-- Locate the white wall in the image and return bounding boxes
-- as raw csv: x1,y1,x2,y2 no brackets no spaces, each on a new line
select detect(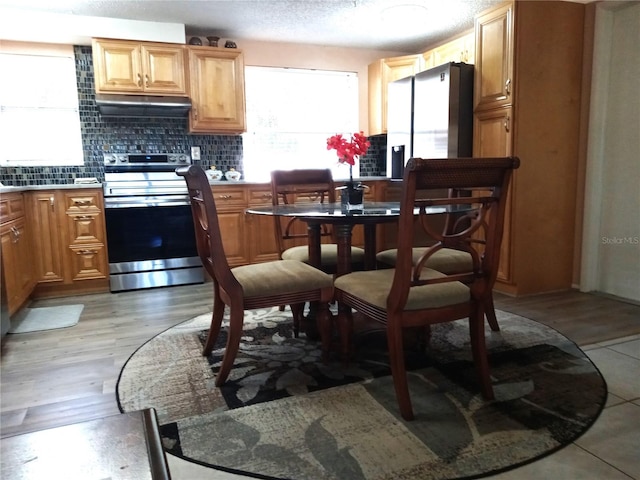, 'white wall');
581,1,640,301
0,7,185,44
